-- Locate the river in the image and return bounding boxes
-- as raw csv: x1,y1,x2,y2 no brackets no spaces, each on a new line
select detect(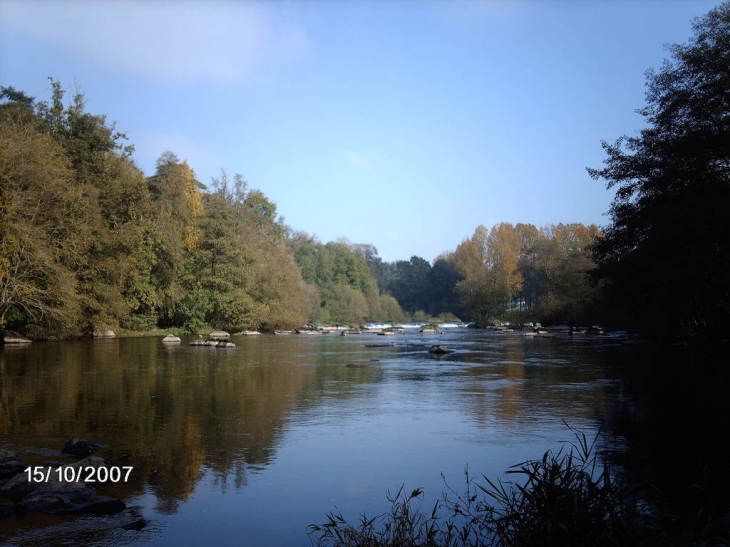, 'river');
0,329,651,545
